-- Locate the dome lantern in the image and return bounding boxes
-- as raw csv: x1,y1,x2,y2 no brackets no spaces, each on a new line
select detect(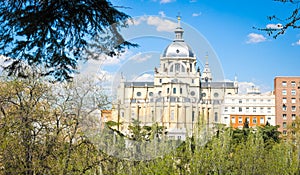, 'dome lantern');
162,16,195,58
